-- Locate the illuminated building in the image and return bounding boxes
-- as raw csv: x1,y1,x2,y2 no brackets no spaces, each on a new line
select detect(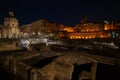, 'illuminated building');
20,24,32,38
57,21,120,39
19,18,120,39
19,19,57,38
17,14,120,39
1,11,20,38
31,19,57,34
